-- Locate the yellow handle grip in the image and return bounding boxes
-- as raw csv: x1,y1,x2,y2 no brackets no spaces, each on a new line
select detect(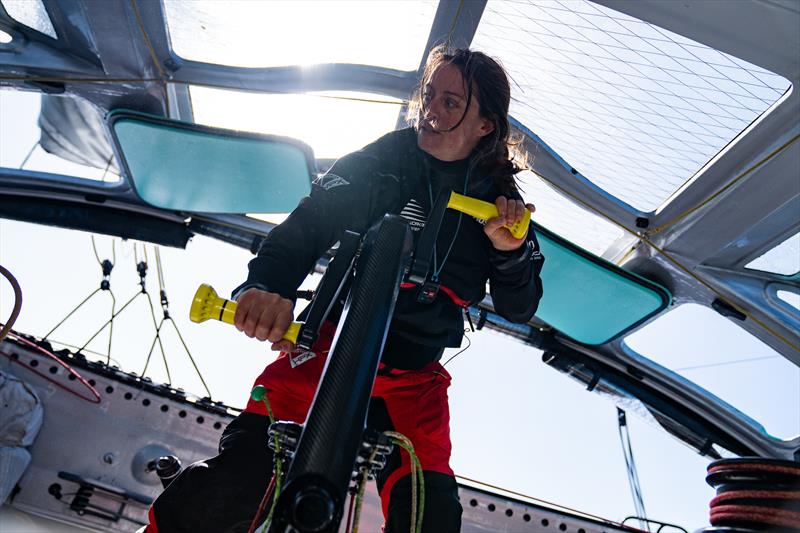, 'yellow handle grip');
447,192,530,239
190,284,300,344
